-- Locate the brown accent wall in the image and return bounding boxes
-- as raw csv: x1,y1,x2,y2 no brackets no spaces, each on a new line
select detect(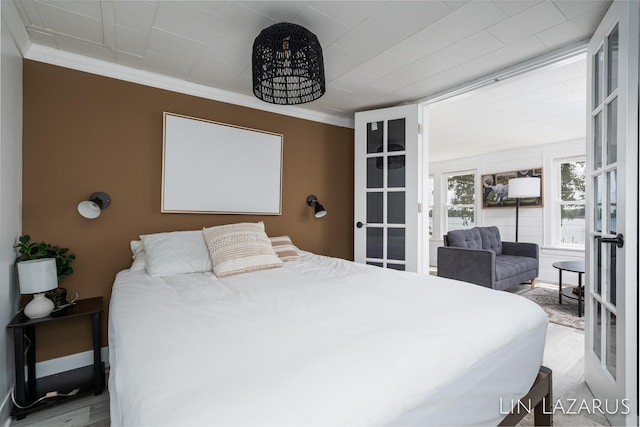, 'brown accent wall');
23,60,354,362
